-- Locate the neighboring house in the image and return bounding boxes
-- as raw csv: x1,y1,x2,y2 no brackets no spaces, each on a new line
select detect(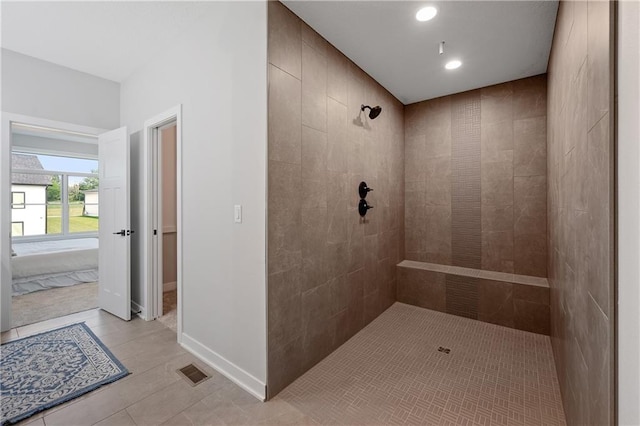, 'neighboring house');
11,154,51,237
82,189,99,217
